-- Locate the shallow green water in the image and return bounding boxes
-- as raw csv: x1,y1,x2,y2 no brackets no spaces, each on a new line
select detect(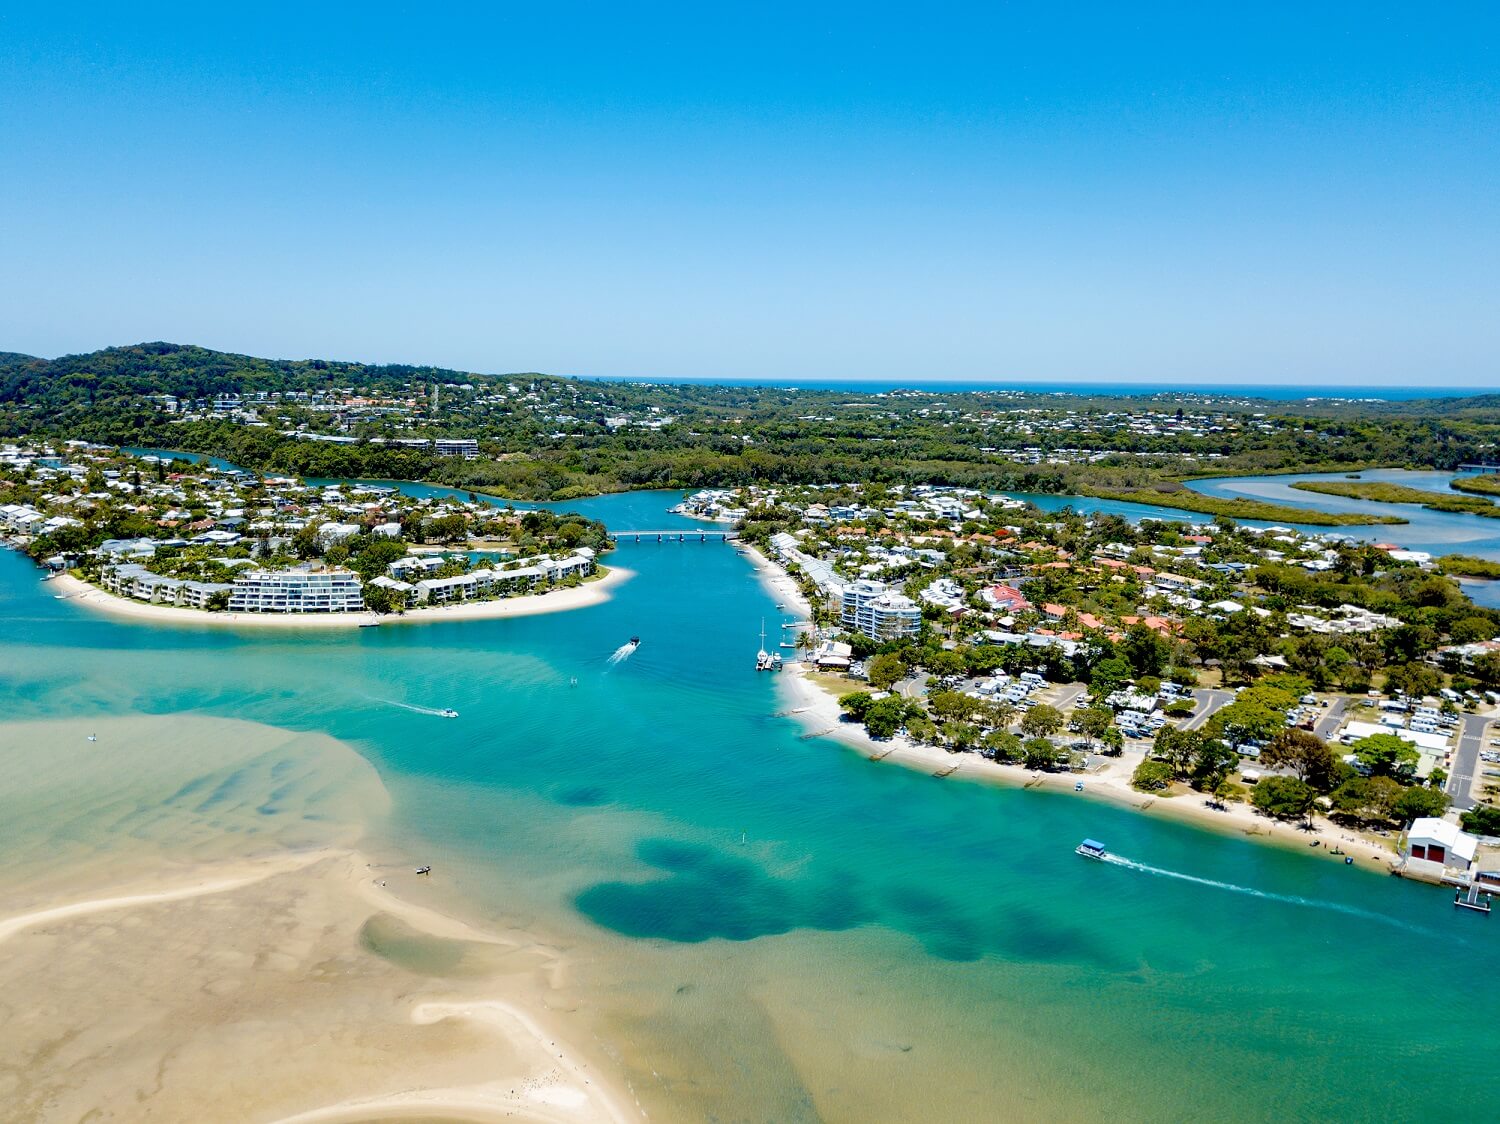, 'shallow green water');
1,488,1495,1120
